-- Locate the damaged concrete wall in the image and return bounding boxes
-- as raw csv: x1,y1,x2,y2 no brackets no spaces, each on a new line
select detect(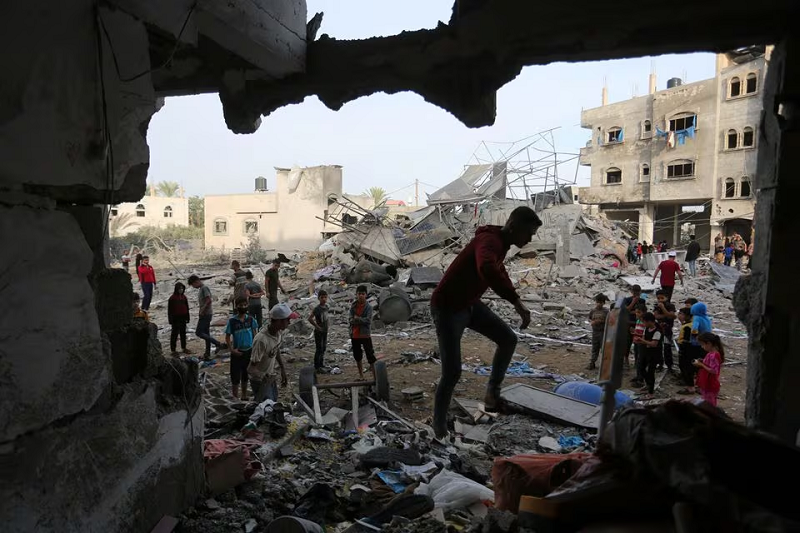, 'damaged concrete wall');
0,2,203,531
204,165,343,252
